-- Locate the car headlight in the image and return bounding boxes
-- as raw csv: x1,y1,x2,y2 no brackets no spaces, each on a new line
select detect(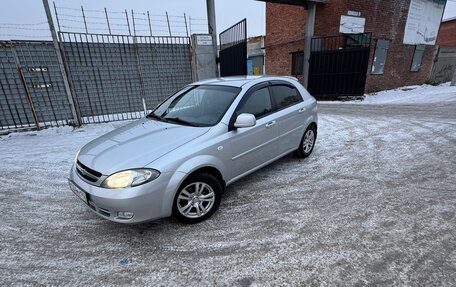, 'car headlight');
101,169,160,189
